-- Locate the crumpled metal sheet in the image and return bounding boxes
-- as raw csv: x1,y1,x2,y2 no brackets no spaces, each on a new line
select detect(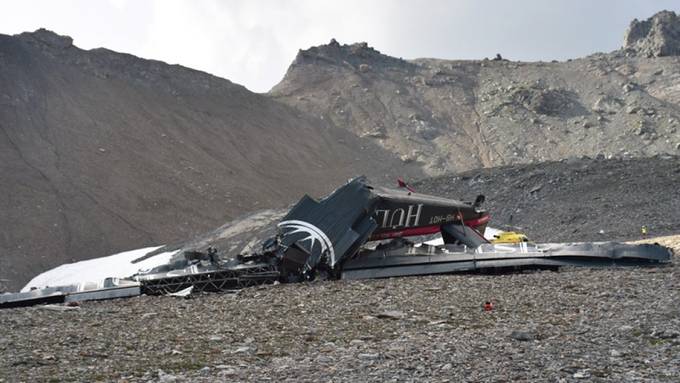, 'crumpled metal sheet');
341,241,673,280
